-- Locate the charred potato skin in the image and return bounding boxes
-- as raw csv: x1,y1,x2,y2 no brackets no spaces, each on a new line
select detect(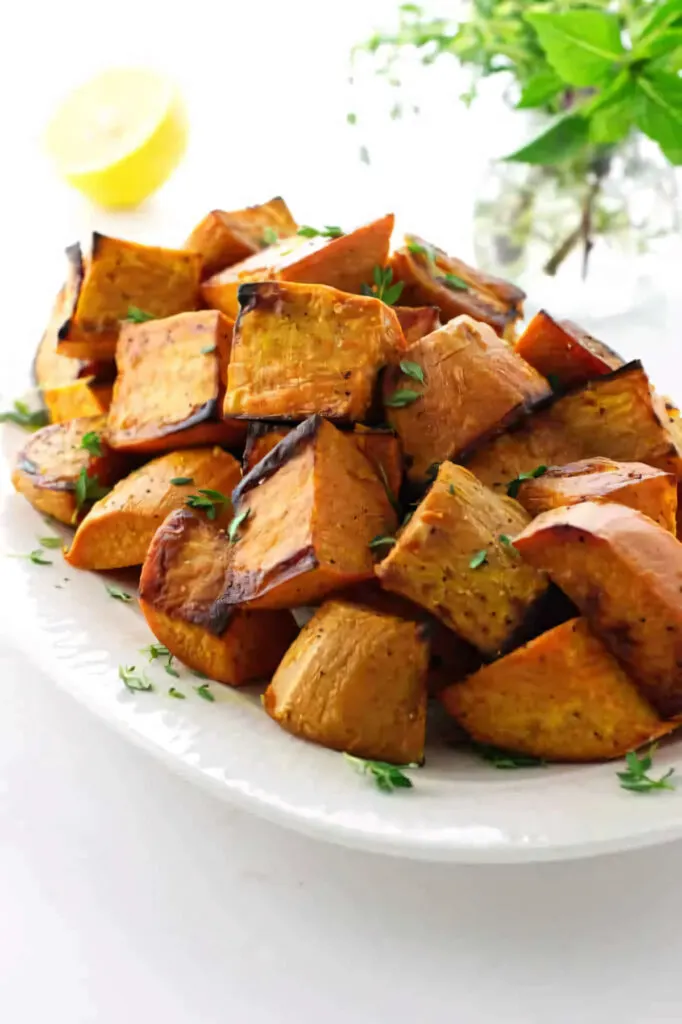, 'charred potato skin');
33,282,115,393
442,618,673,761
185,197,298,279
514,501,682,719
514,310,624,389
